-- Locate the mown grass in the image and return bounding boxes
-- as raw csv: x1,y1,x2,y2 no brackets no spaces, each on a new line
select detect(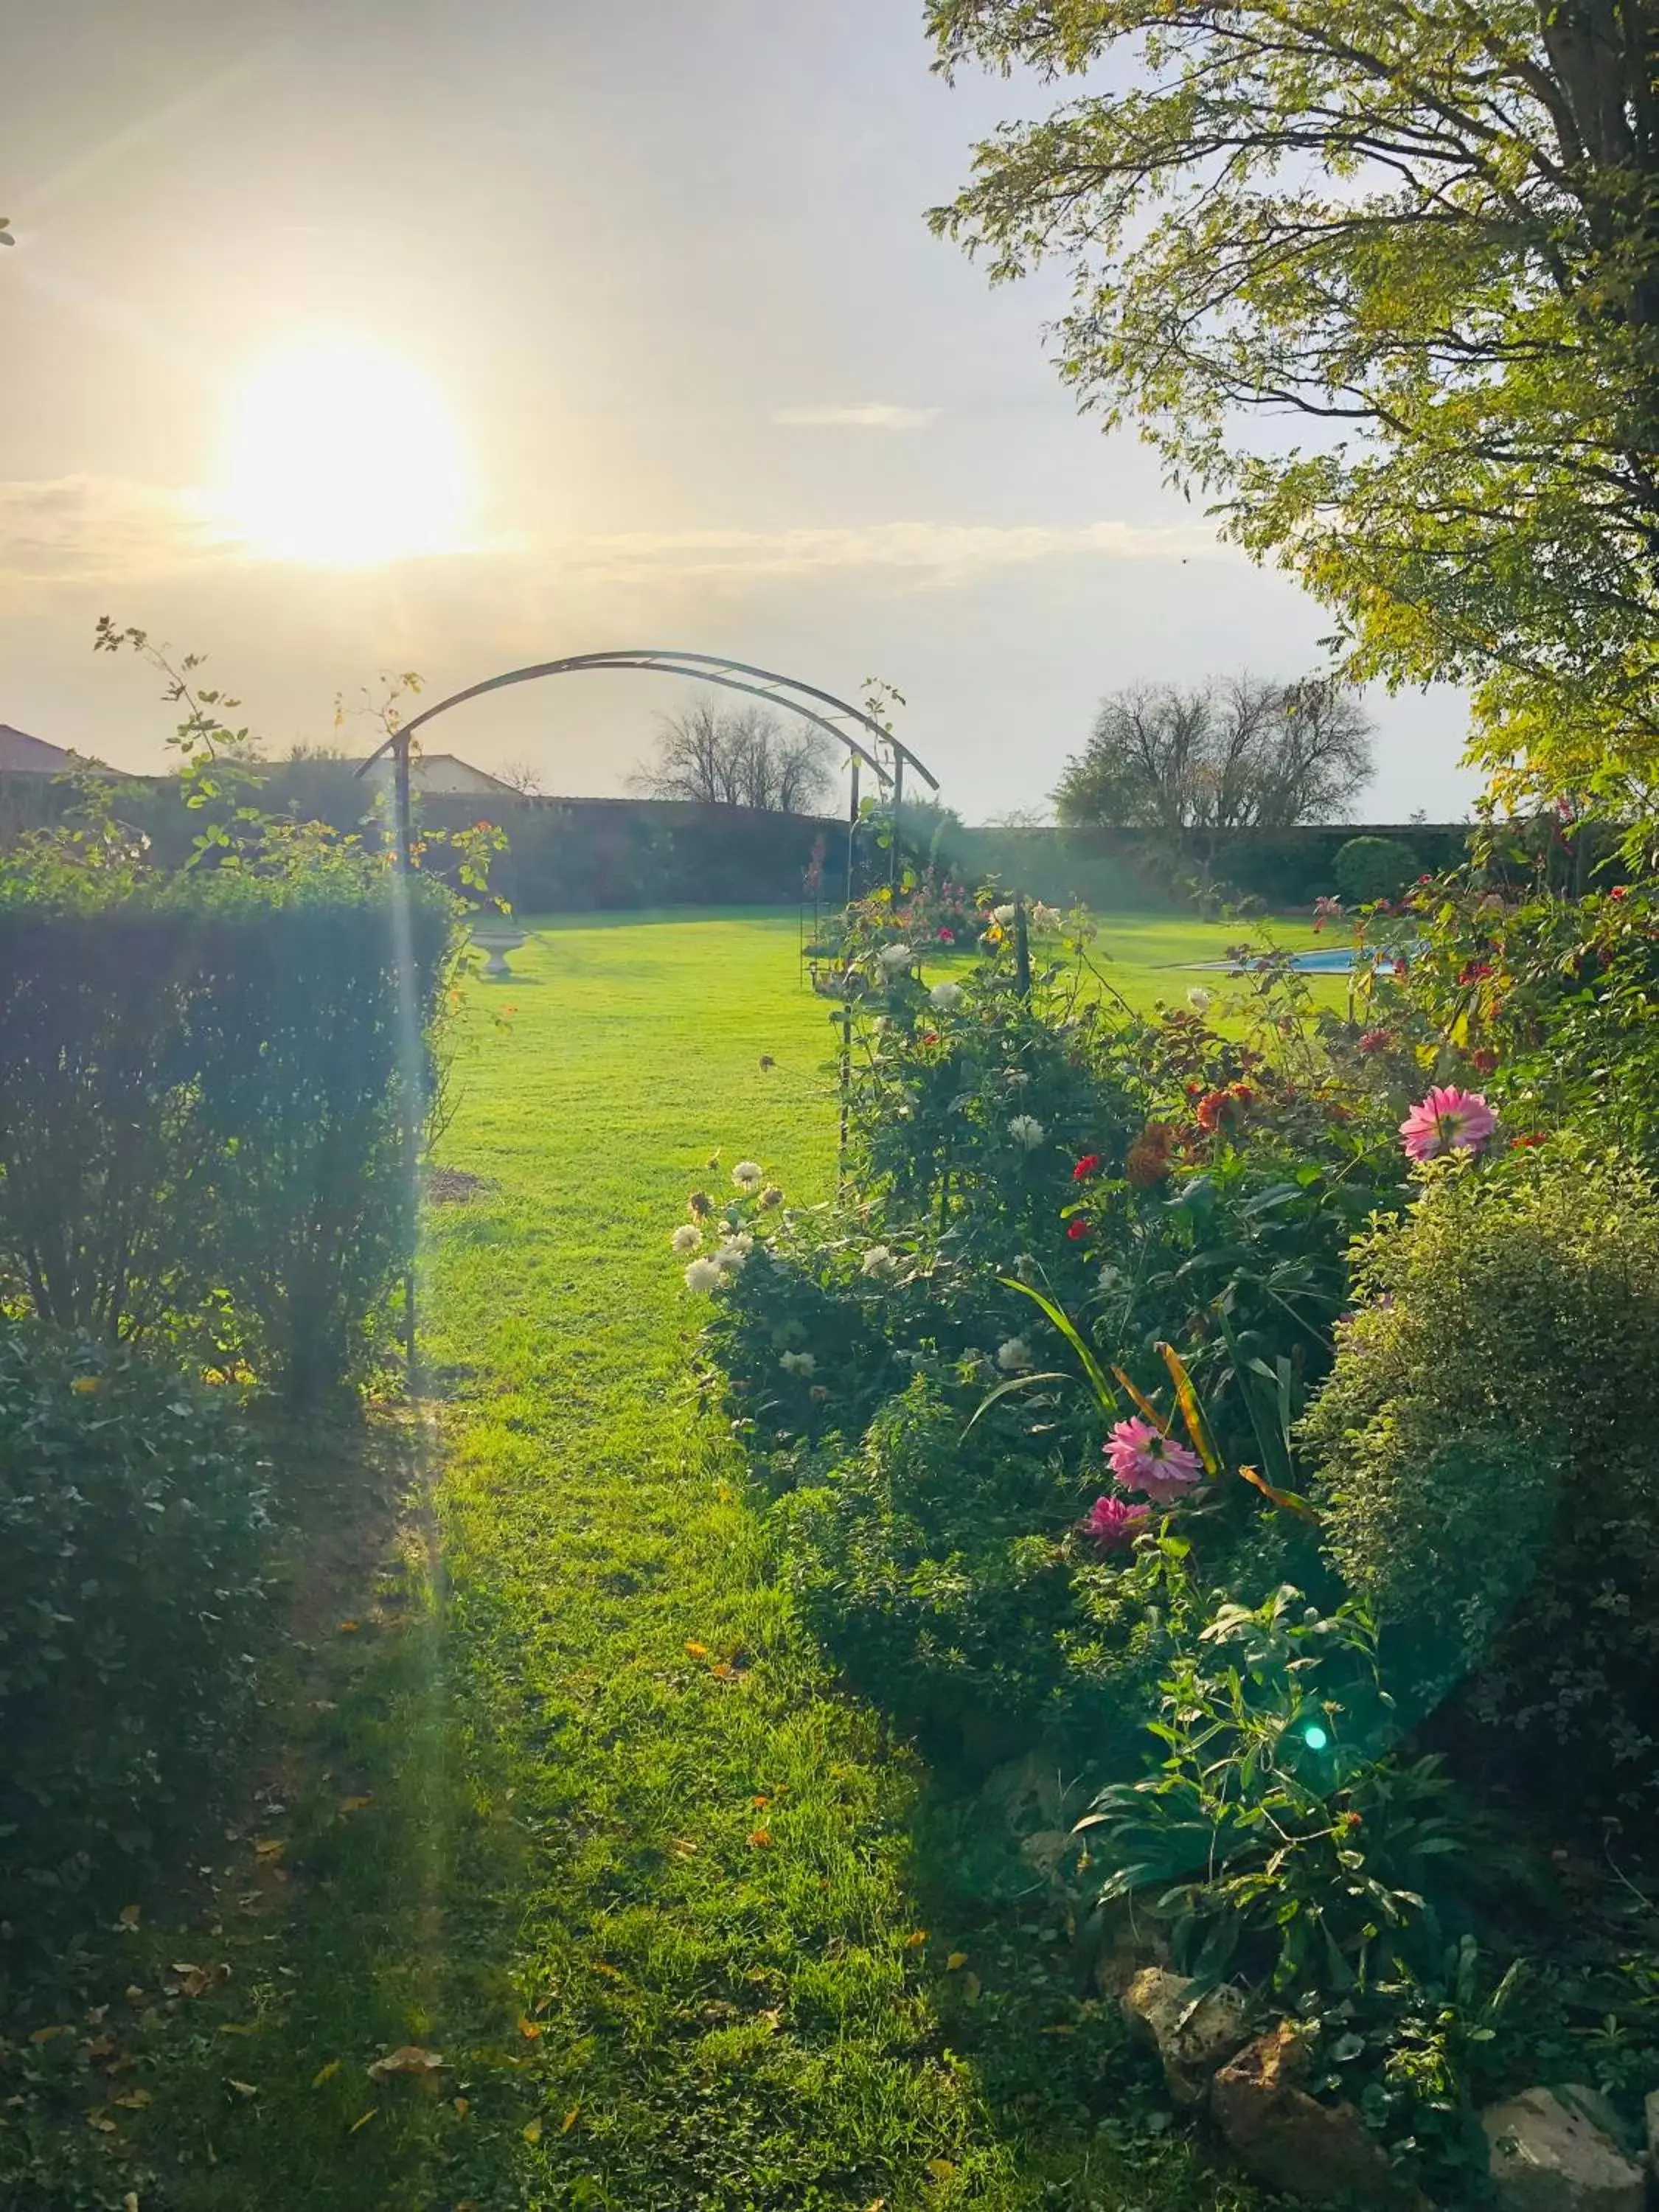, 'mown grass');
6,908,1290,2212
